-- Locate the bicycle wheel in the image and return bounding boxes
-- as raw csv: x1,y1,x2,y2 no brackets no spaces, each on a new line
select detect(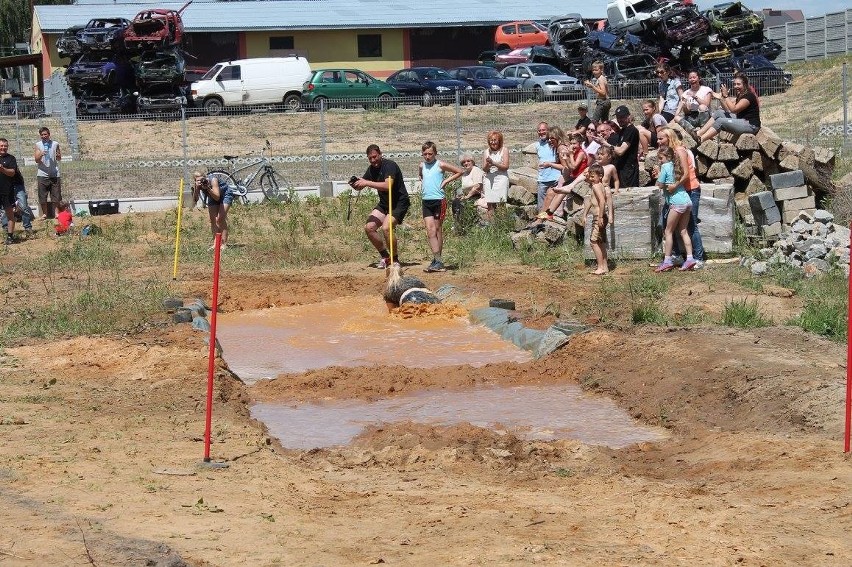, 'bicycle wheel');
259,169,292,203
207,170,246,205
